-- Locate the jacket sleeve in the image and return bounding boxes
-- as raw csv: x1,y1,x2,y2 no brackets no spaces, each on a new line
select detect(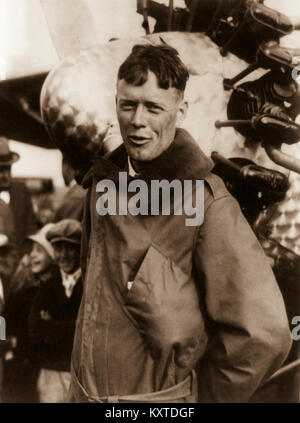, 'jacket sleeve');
80,186,92,283
194,184,292,403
